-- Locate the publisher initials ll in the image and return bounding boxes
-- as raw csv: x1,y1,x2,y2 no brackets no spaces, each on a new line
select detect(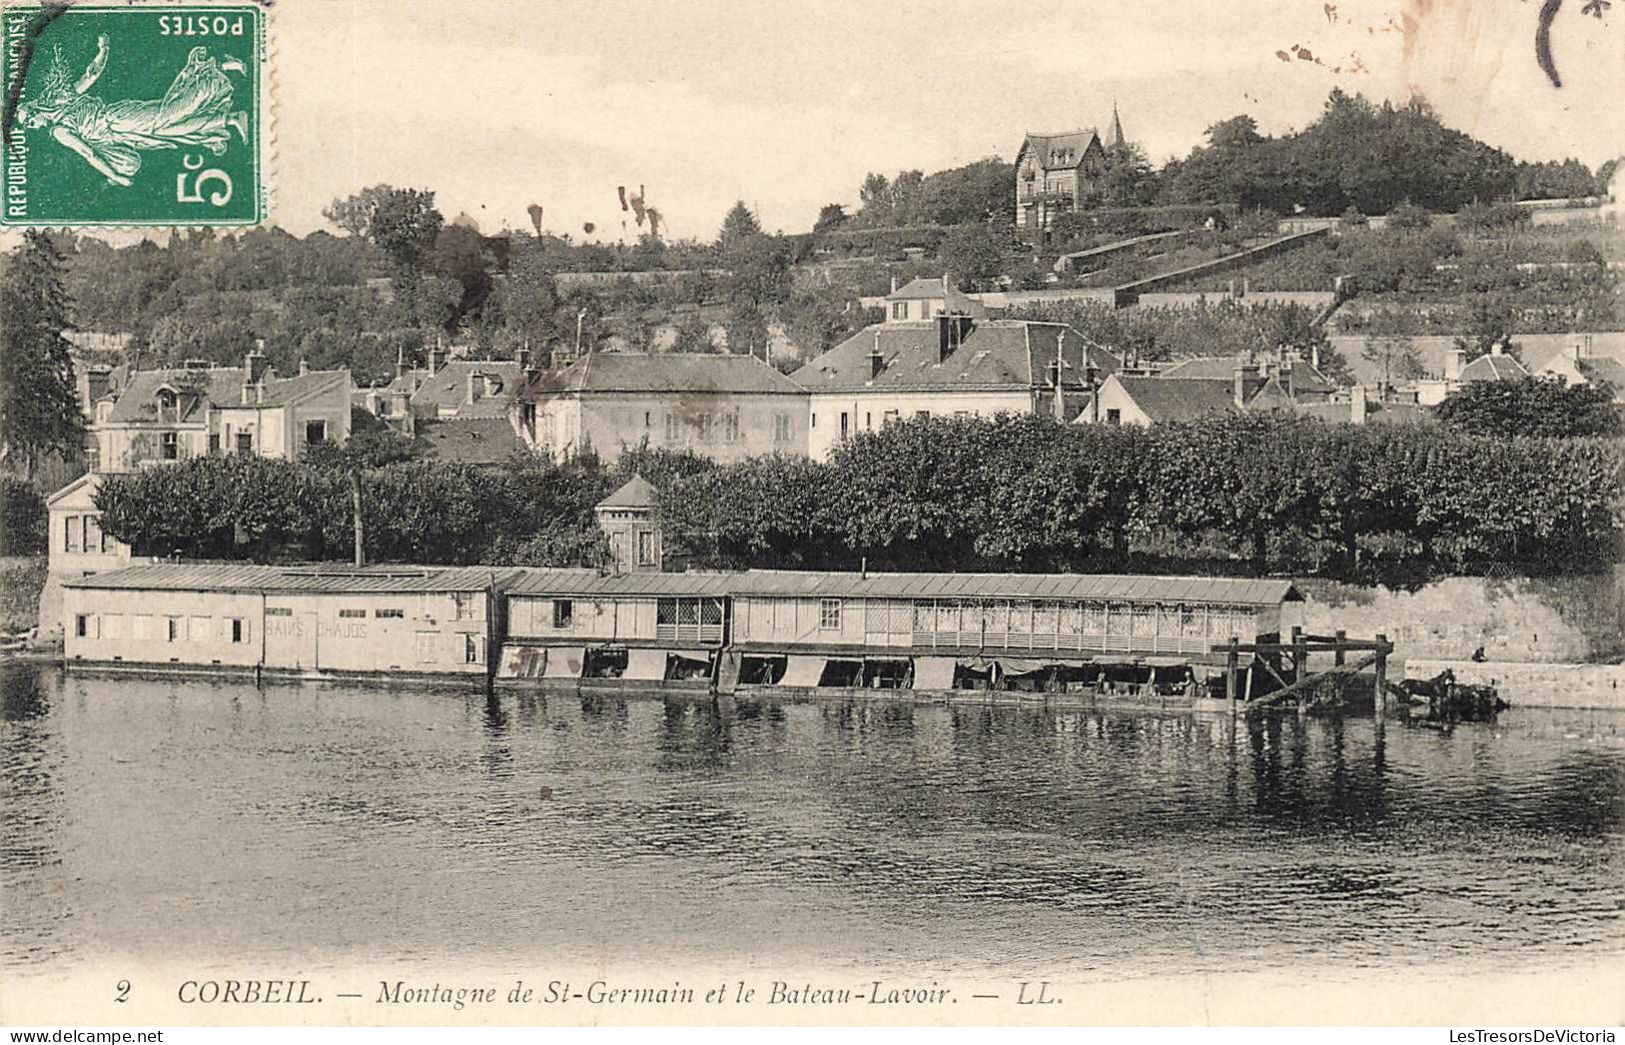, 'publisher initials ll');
1016,982,1059,1005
